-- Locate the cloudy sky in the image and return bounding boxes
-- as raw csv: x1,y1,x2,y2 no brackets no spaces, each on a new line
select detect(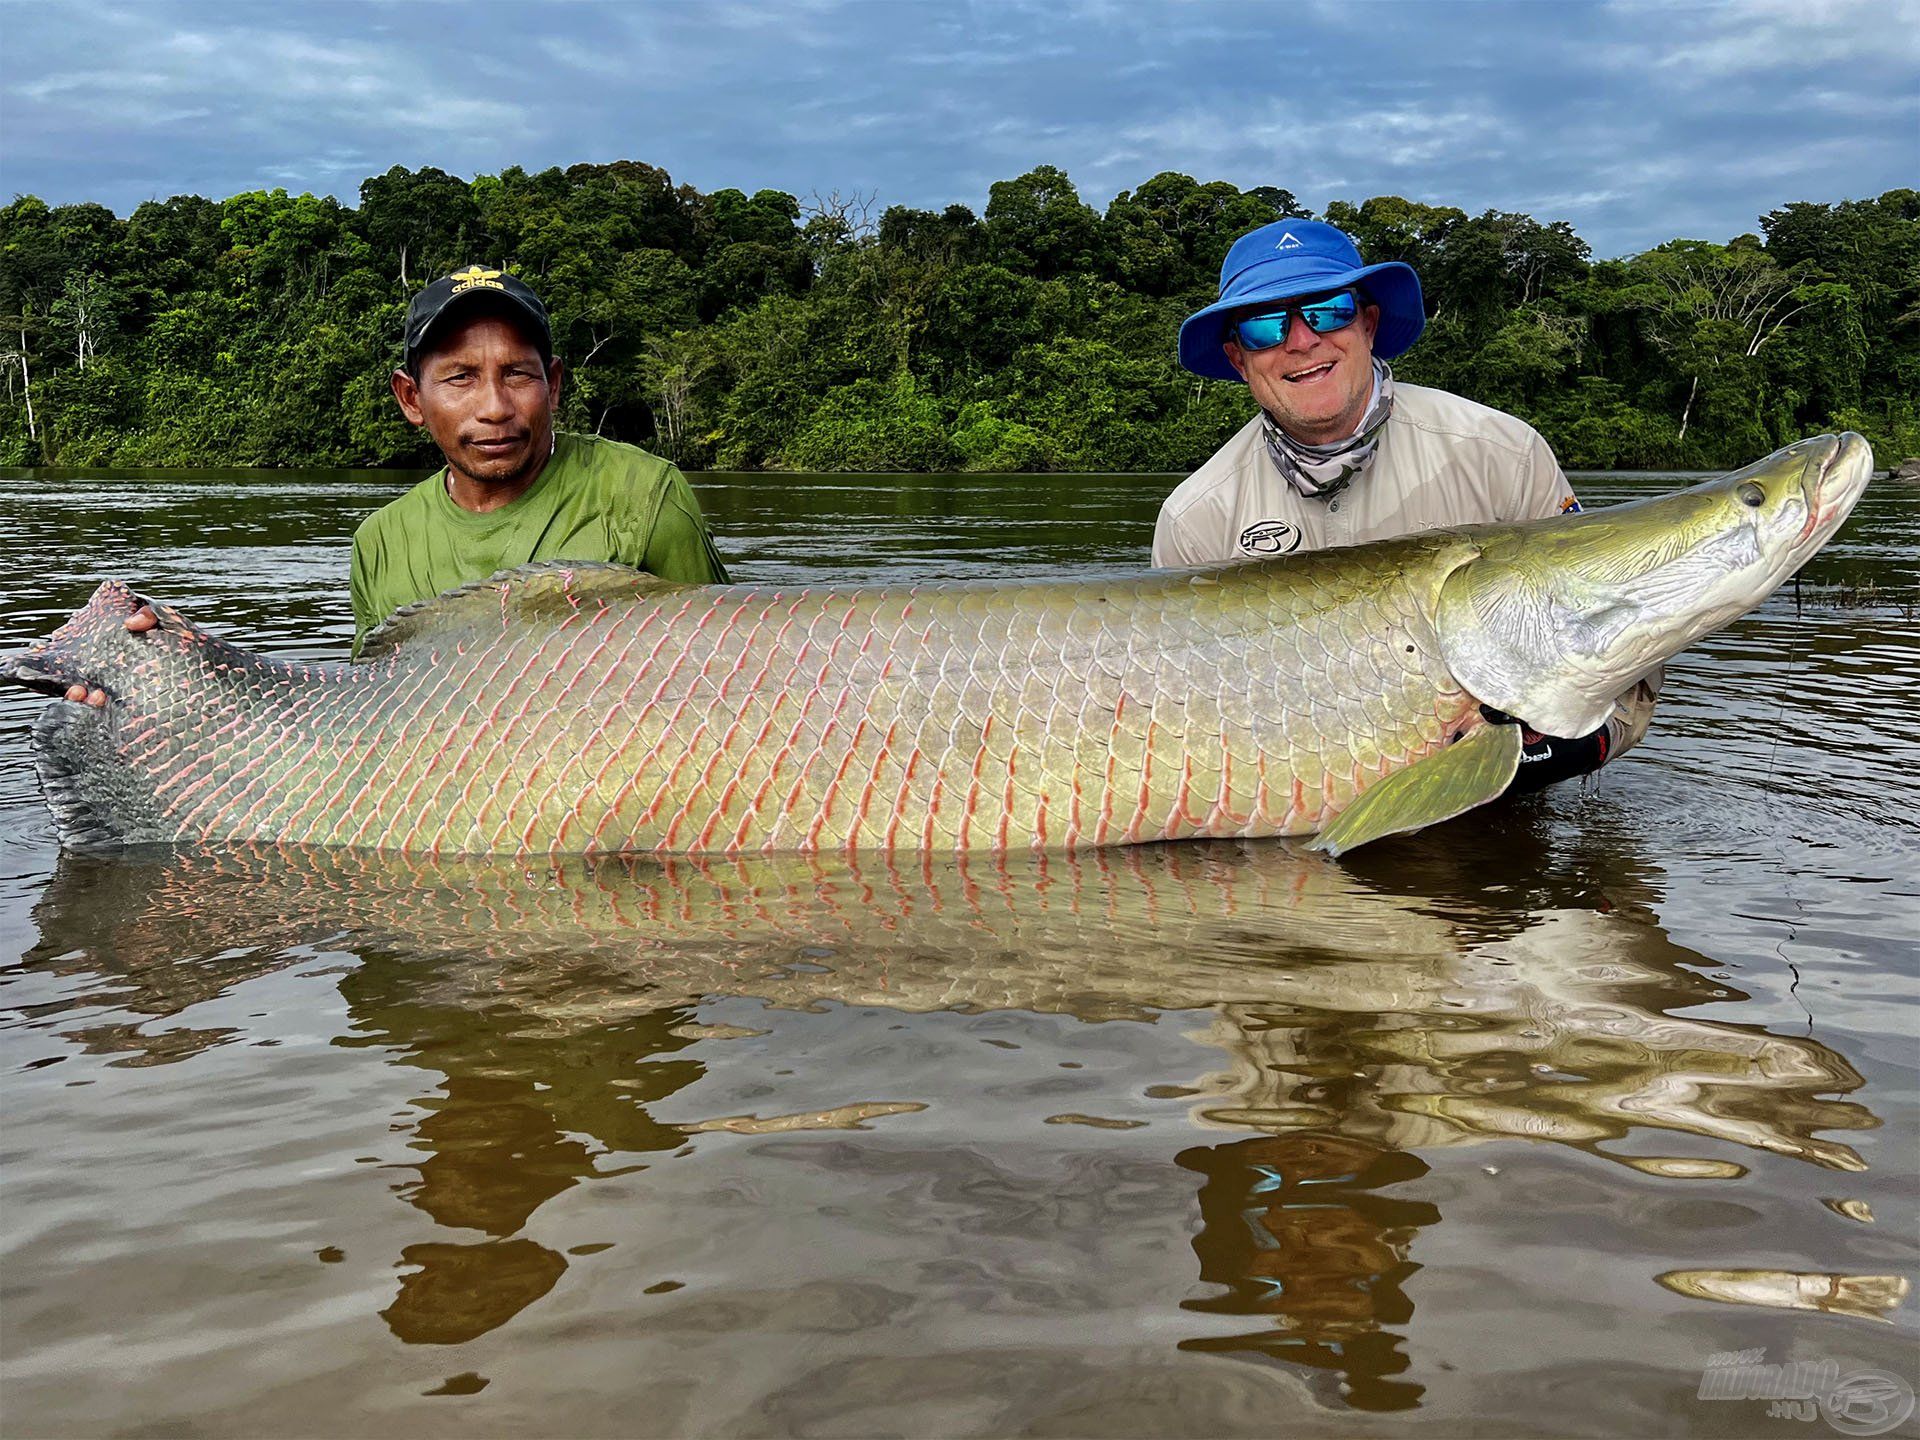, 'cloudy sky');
2,0,1915,258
